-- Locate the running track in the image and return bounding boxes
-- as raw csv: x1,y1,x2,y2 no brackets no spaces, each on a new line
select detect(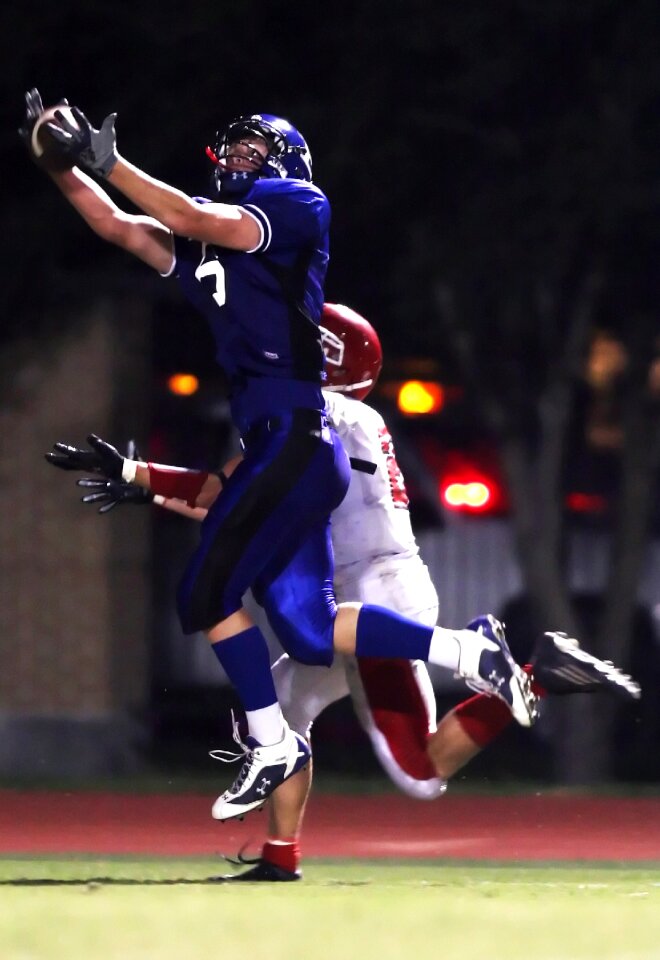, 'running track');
1,791,659,861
